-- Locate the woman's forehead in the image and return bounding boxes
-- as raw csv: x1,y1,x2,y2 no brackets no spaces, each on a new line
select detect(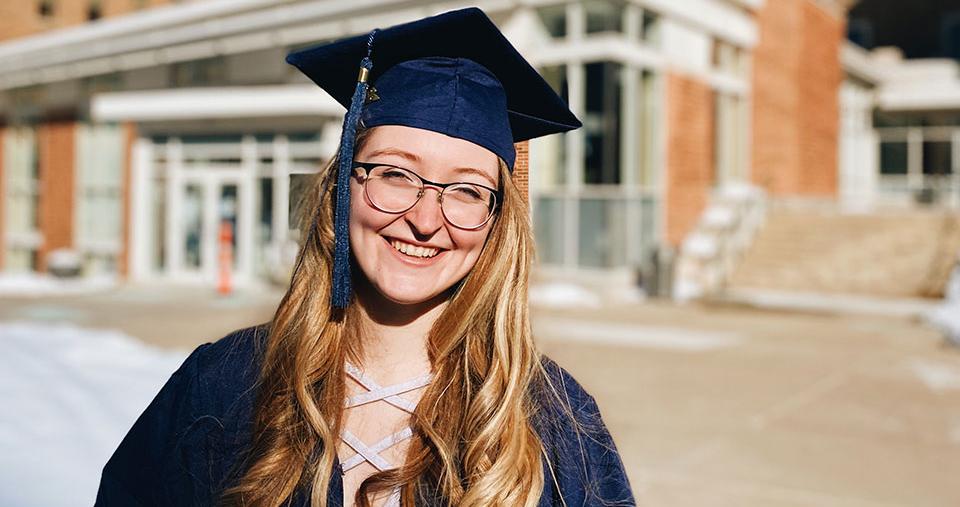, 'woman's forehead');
360,125,500,182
